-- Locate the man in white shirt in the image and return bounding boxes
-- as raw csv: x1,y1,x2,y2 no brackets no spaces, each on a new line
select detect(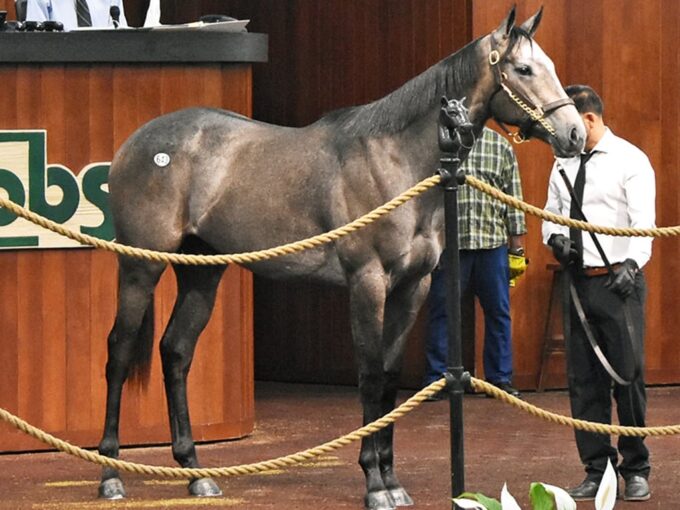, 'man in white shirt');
542,85,655,503
26,0,128,31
